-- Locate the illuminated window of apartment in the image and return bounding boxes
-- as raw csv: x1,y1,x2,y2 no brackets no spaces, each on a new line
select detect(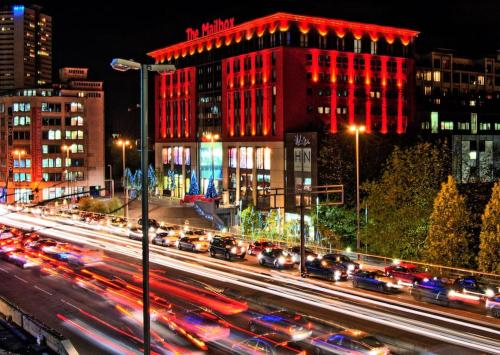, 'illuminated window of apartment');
424,86,432,95
470,100,476,107
431,112,439,133
480,122,491,130
433,71,441,82
300,33,308,47
47,129,61,140
421,122,430,130
471,113,478,134
354,39,362,53
458,122,470,130
424,71,432,81
370,41,377,55
478,76,485,85
440,121,453,130
495,123,500,131
13,116,31,126
469,151,477,160
317,107,324,114
434,98,441,105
